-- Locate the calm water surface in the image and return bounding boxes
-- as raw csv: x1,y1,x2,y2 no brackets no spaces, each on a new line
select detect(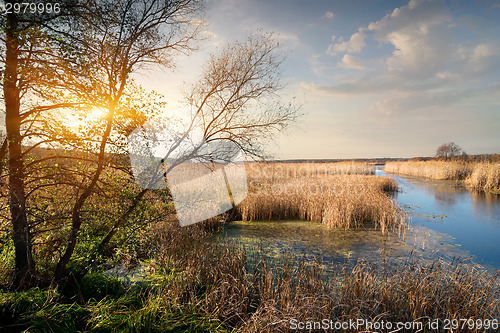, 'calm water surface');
380,166,500,269
219,165,500,270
